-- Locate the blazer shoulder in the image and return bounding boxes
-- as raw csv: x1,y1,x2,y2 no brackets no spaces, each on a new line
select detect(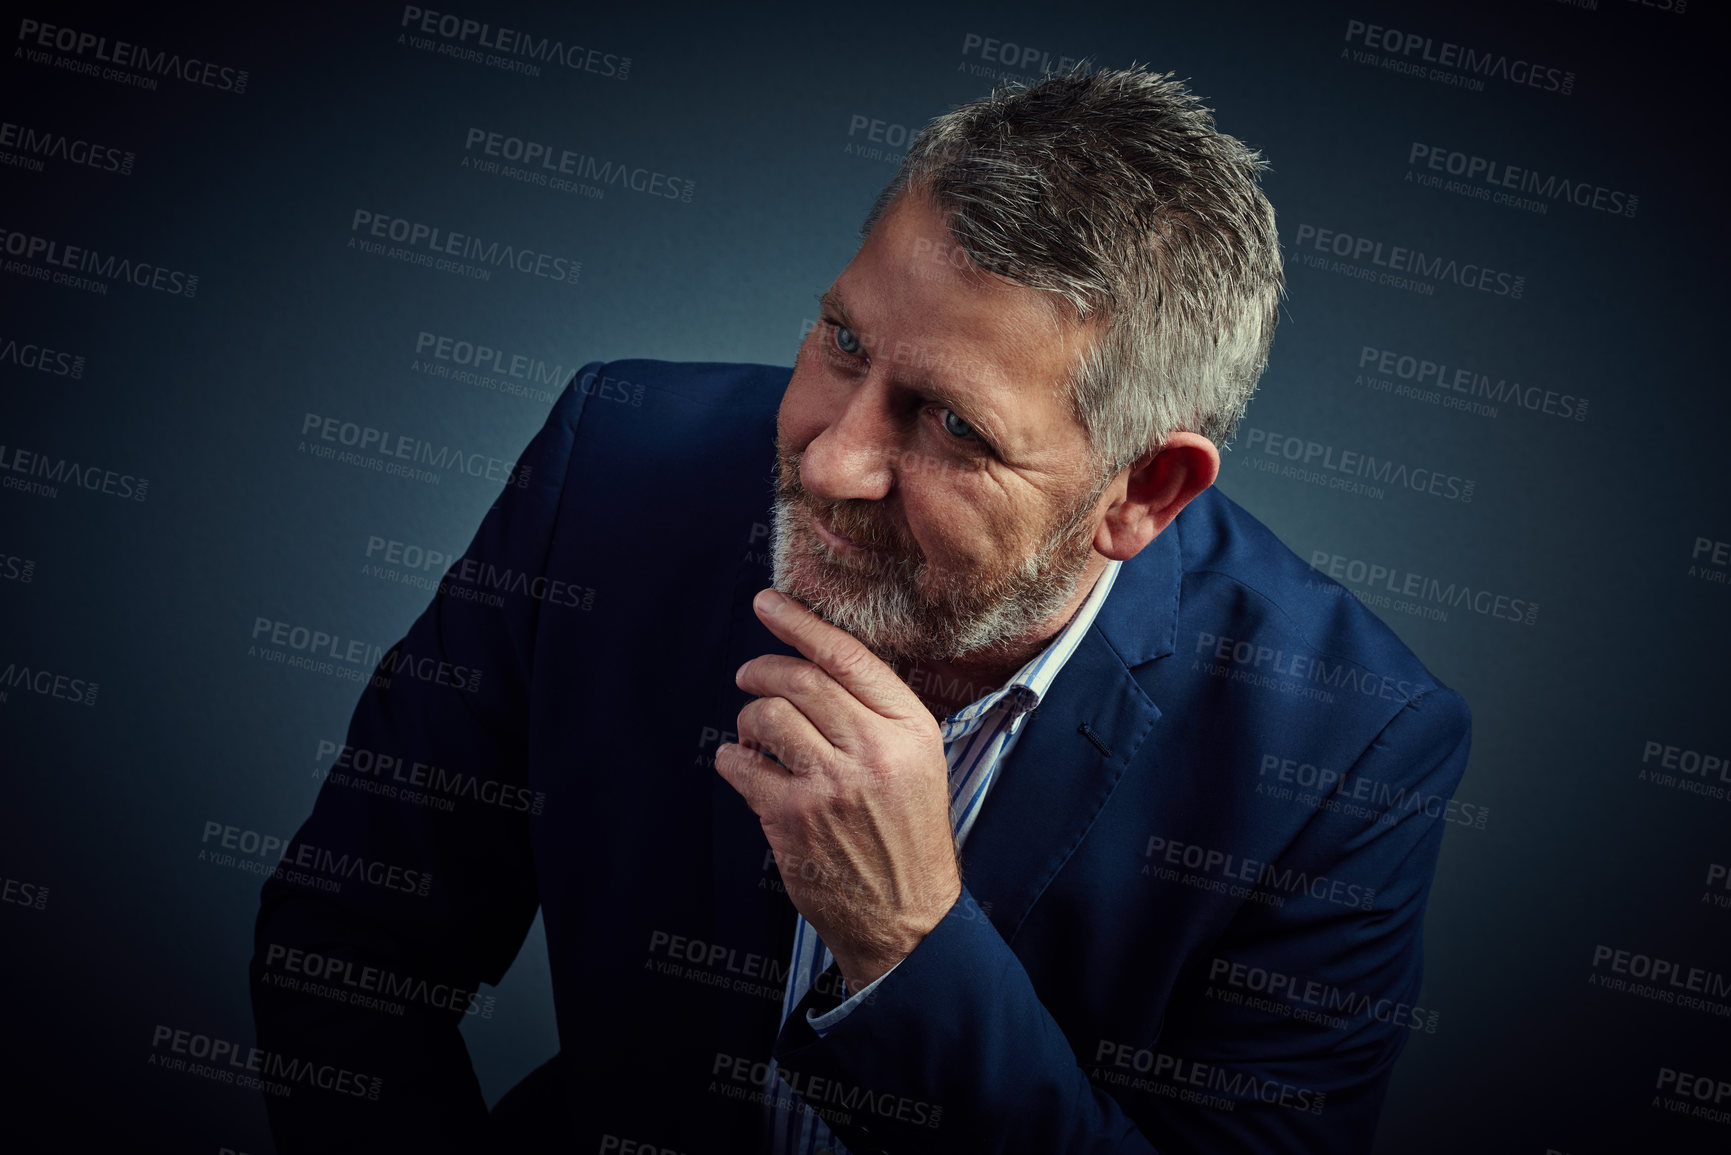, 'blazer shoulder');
1173,487,1465,715
571,358,790,414
539,355,788,480
528,358,789,564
